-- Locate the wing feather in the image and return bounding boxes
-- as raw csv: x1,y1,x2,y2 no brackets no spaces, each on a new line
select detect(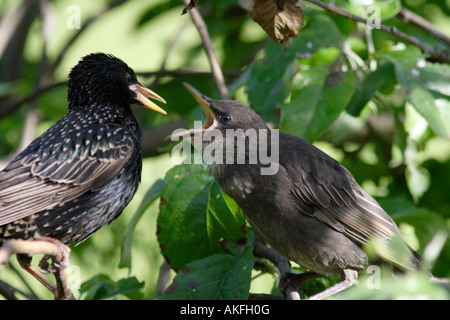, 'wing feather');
0,122,135,227
280,133,399,246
